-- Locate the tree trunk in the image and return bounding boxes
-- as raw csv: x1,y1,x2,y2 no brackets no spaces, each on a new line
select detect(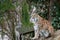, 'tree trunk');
48,0,54,22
